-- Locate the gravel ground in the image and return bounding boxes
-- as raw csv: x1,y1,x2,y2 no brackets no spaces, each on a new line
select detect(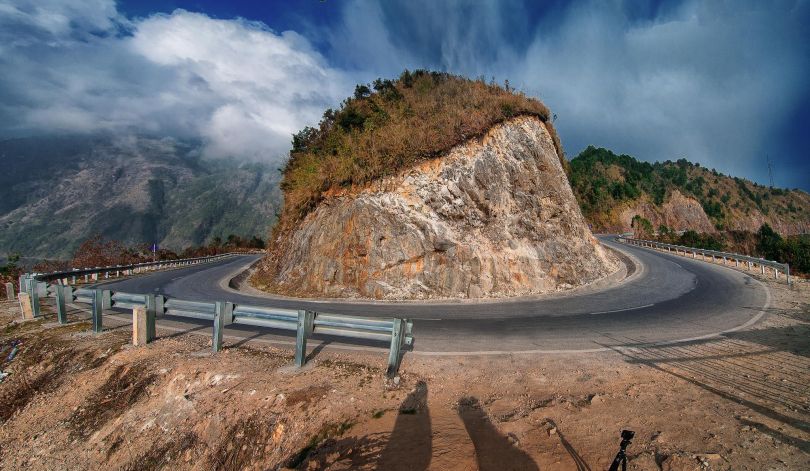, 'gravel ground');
0,274,807,470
